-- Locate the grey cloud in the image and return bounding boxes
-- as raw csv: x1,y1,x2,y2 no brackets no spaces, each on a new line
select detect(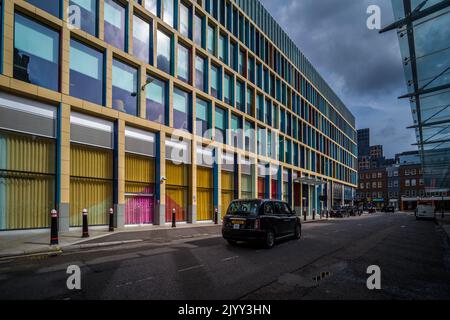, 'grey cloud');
259,0,416,157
